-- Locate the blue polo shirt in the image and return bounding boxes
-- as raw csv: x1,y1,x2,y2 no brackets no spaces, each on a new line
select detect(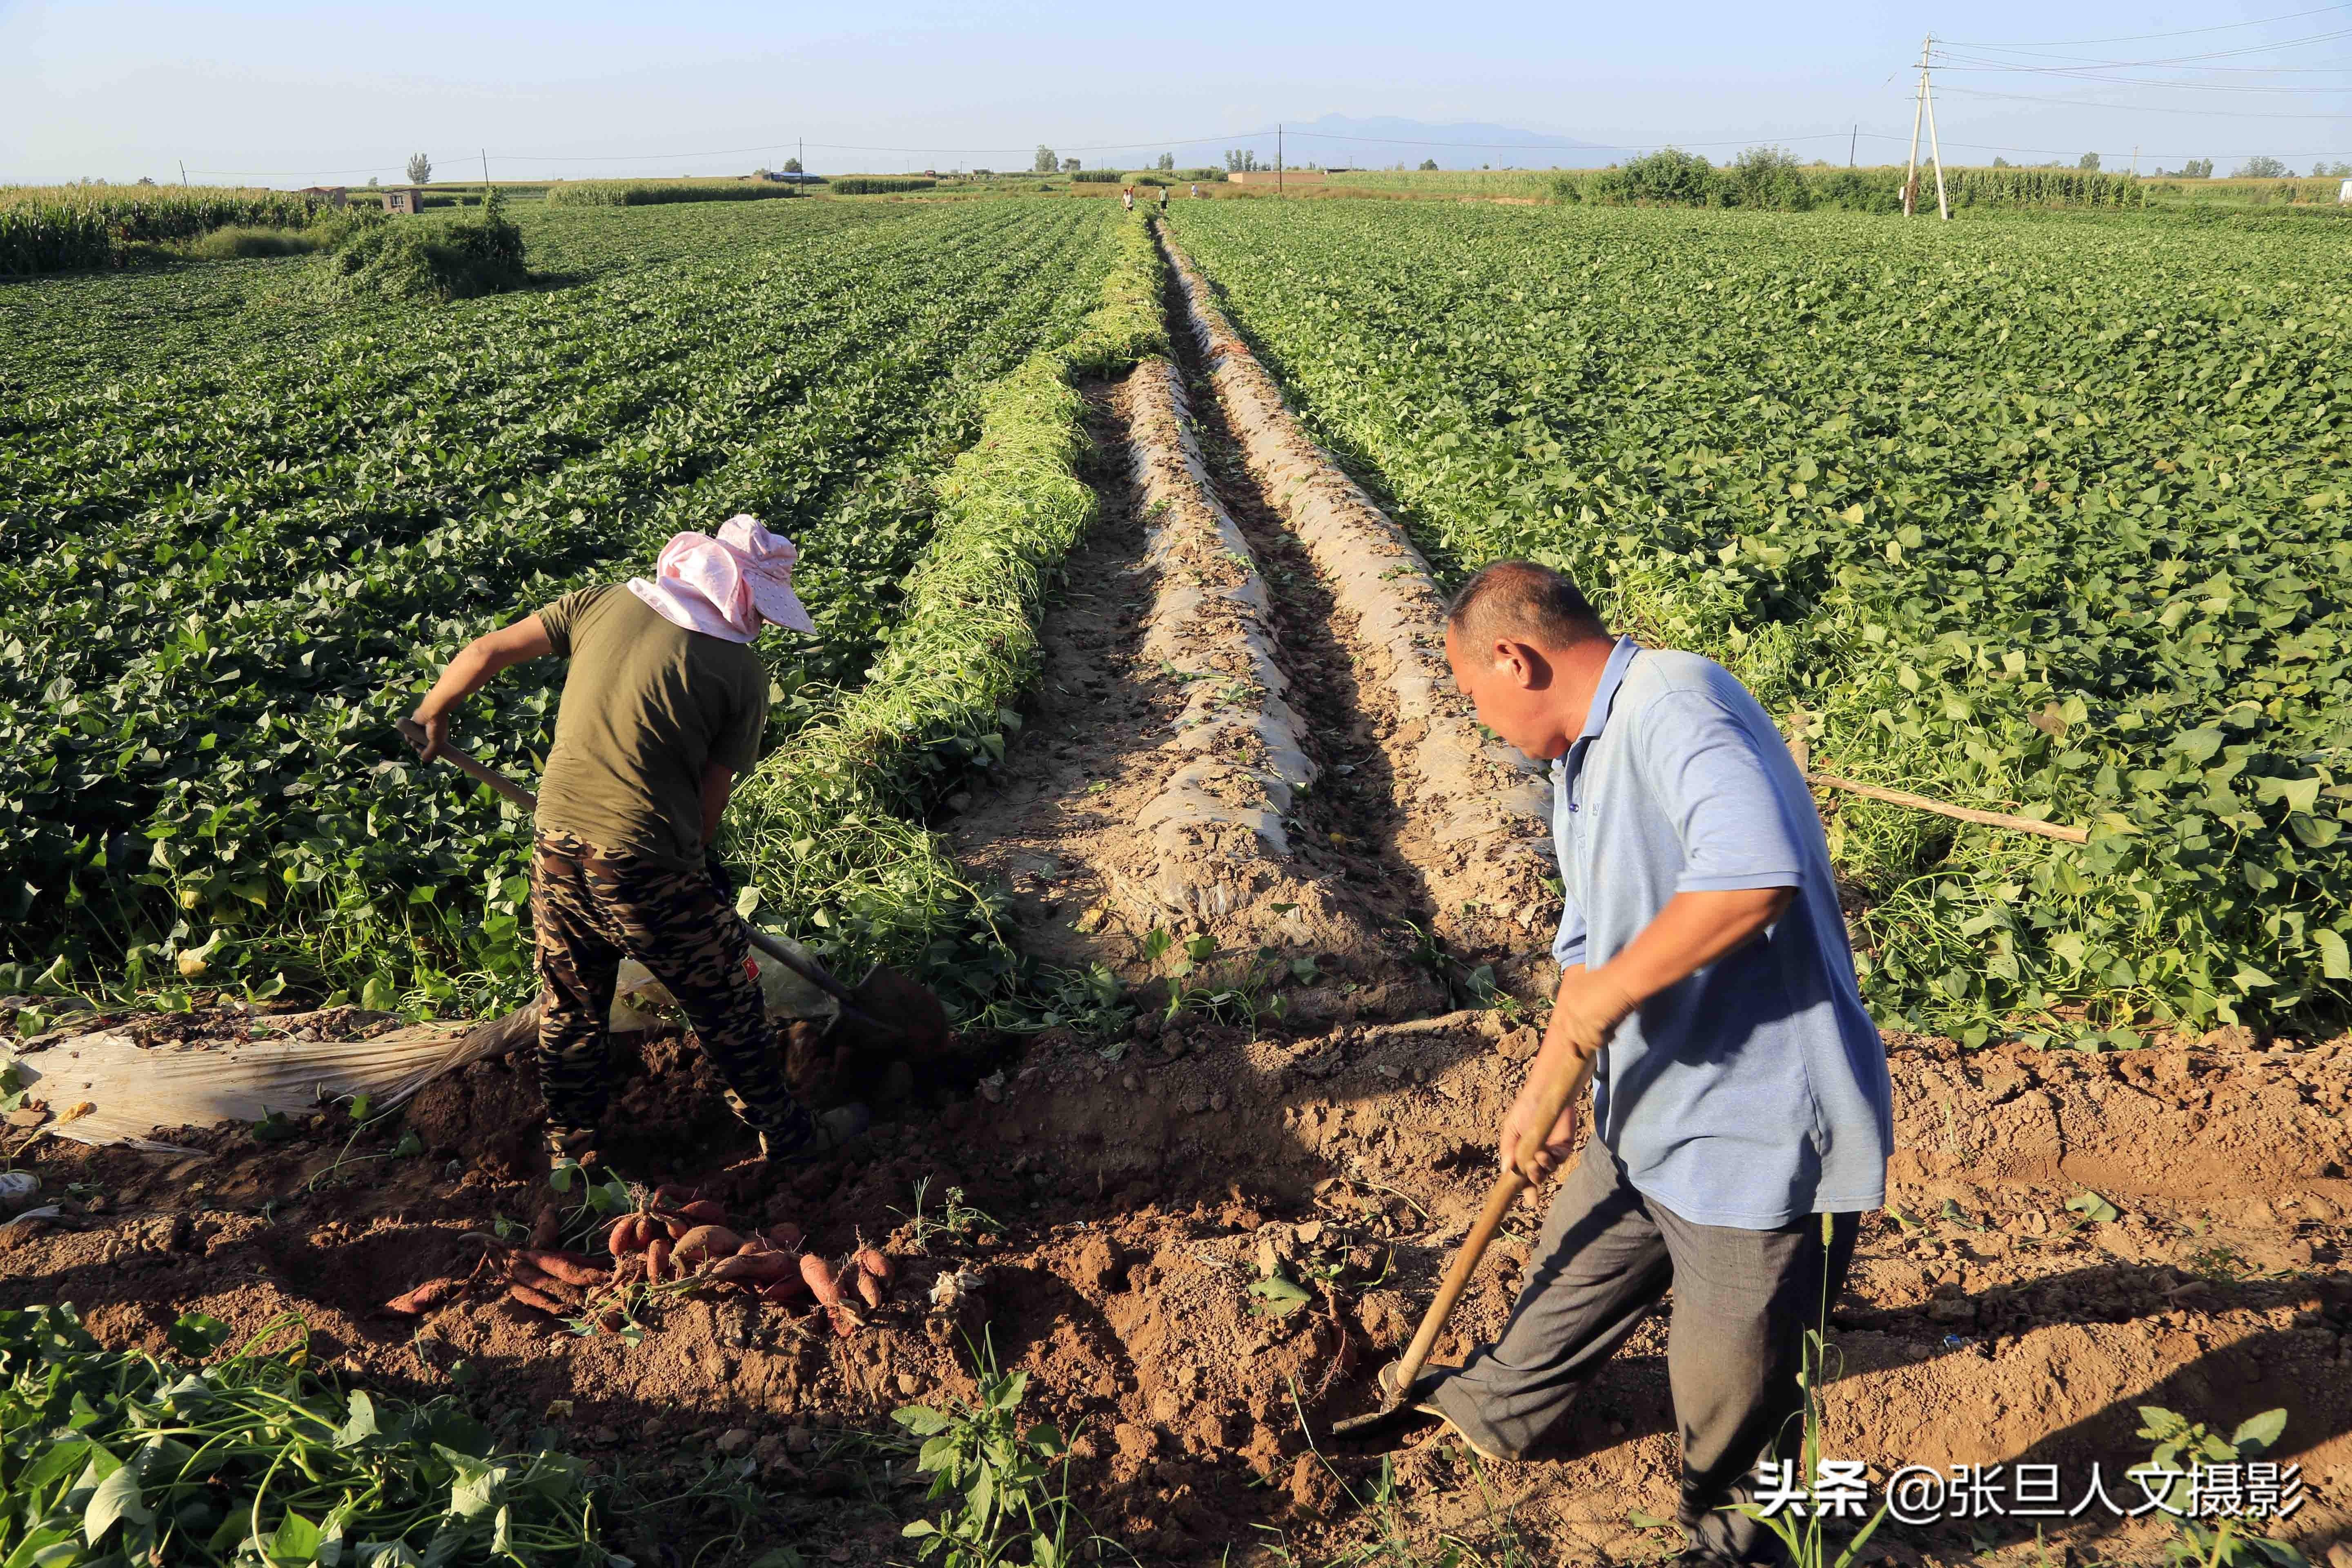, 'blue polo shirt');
1553,636,1893,1229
